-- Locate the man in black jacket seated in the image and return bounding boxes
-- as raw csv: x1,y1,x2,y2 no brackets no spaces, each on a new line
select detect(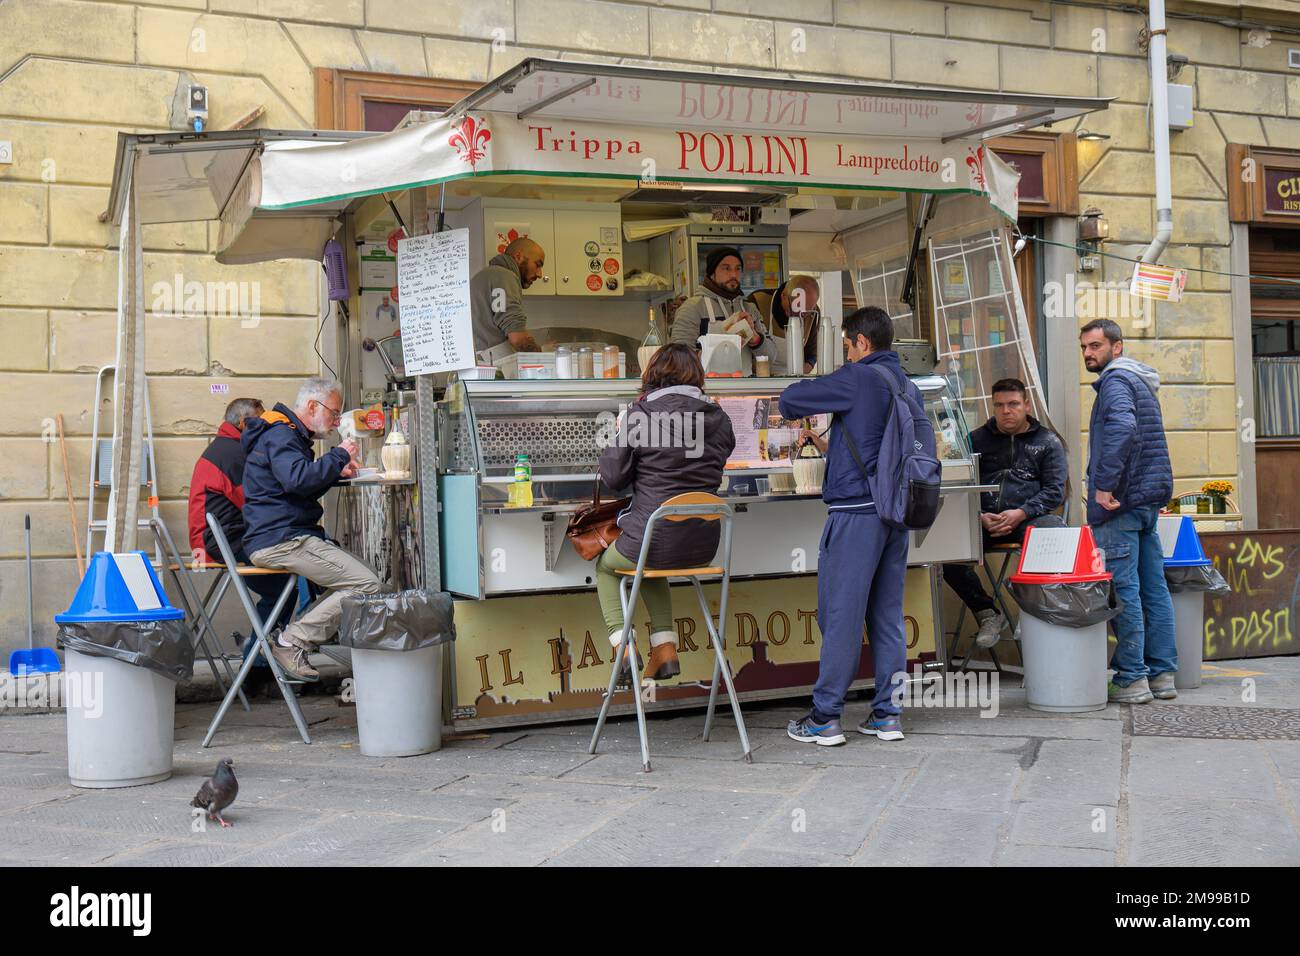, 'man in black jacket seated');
943,378,1067,648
